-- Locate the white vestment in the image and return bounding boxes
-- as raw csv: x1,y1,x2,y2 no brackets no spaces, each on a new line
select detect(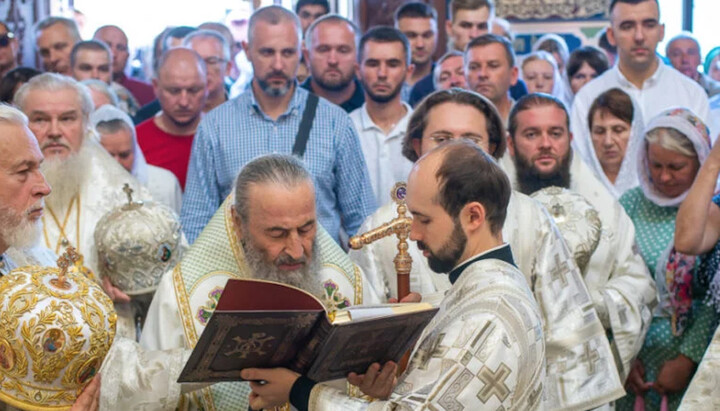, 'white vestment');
501,153,657,381
142,198,374,410
146,164,183,213
40,140,154,340
353,192,625,410
0,245,194,411
308,254,545,410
